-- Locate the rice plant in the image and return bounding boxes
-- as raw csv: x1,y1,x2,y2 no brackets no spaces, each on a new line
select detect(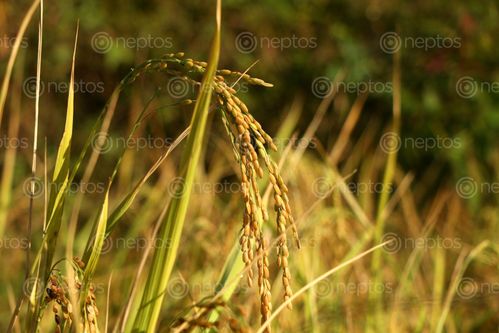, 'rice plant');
1,0,498,333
